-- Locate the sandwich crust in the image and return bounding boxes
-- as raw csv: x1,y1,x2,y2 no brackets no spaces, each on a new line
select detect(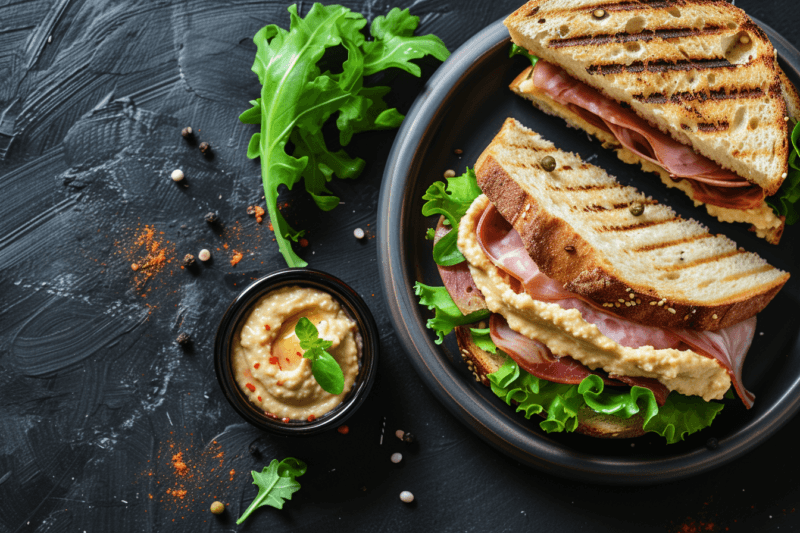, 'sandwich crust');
505,0,797,194
475,118,789,331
